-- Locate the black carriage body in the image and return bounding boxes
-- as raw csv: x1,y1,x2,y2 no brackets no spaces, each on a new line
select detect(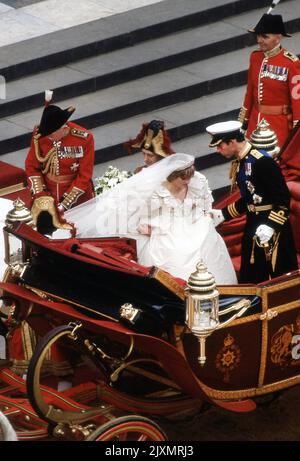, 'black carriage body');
7,223,186,334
